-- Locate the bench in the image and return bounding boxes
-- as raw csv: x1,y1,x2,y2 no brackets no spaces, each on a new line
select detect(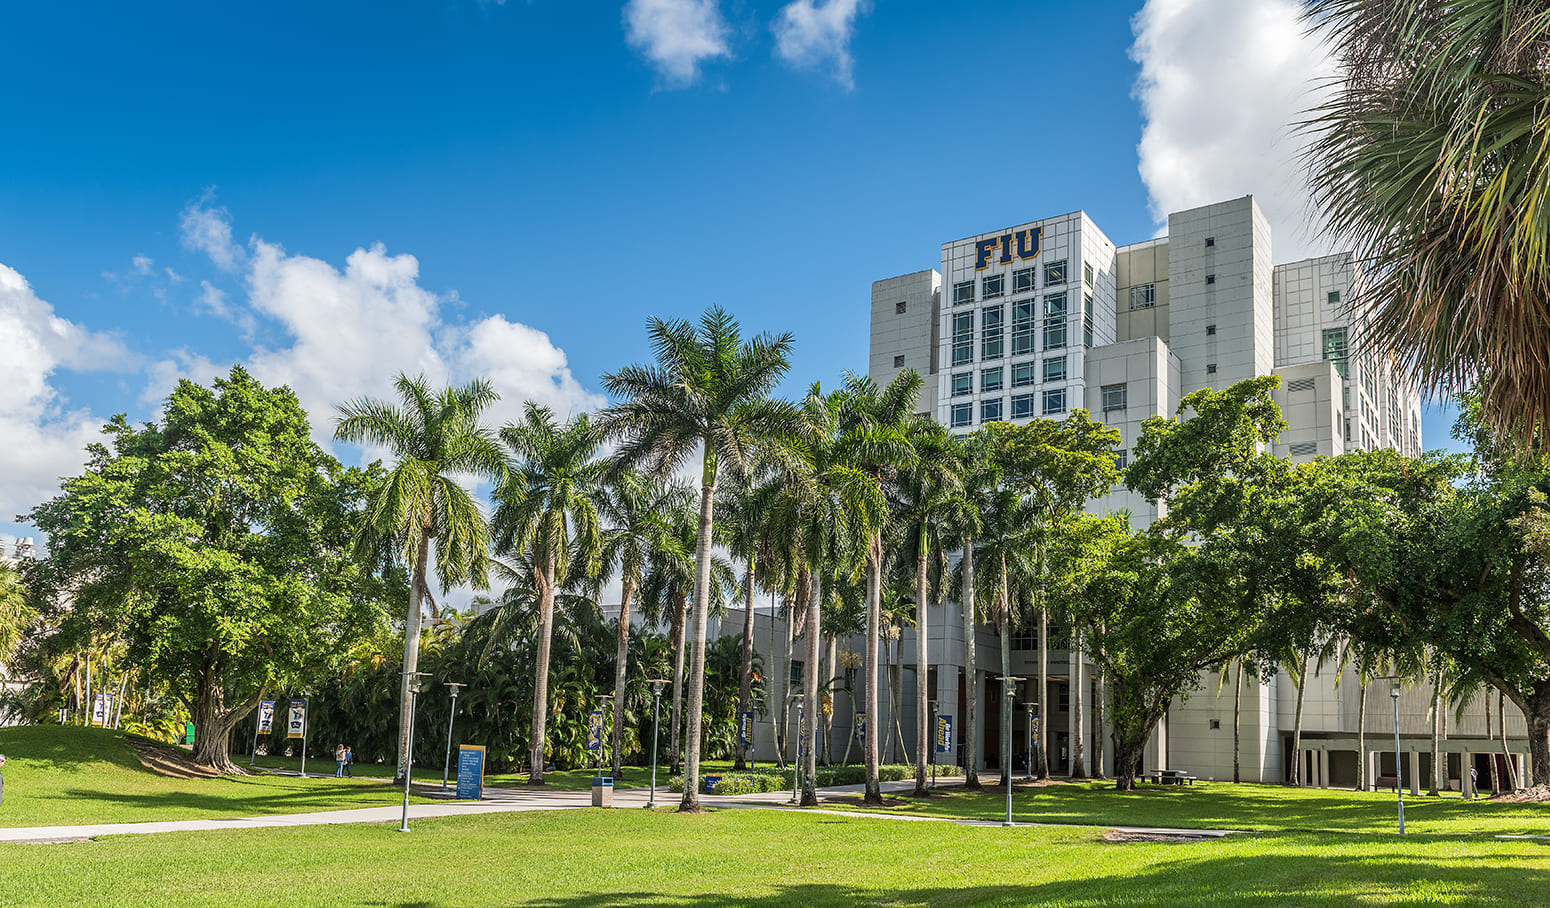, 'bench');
1146,769,1198,785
